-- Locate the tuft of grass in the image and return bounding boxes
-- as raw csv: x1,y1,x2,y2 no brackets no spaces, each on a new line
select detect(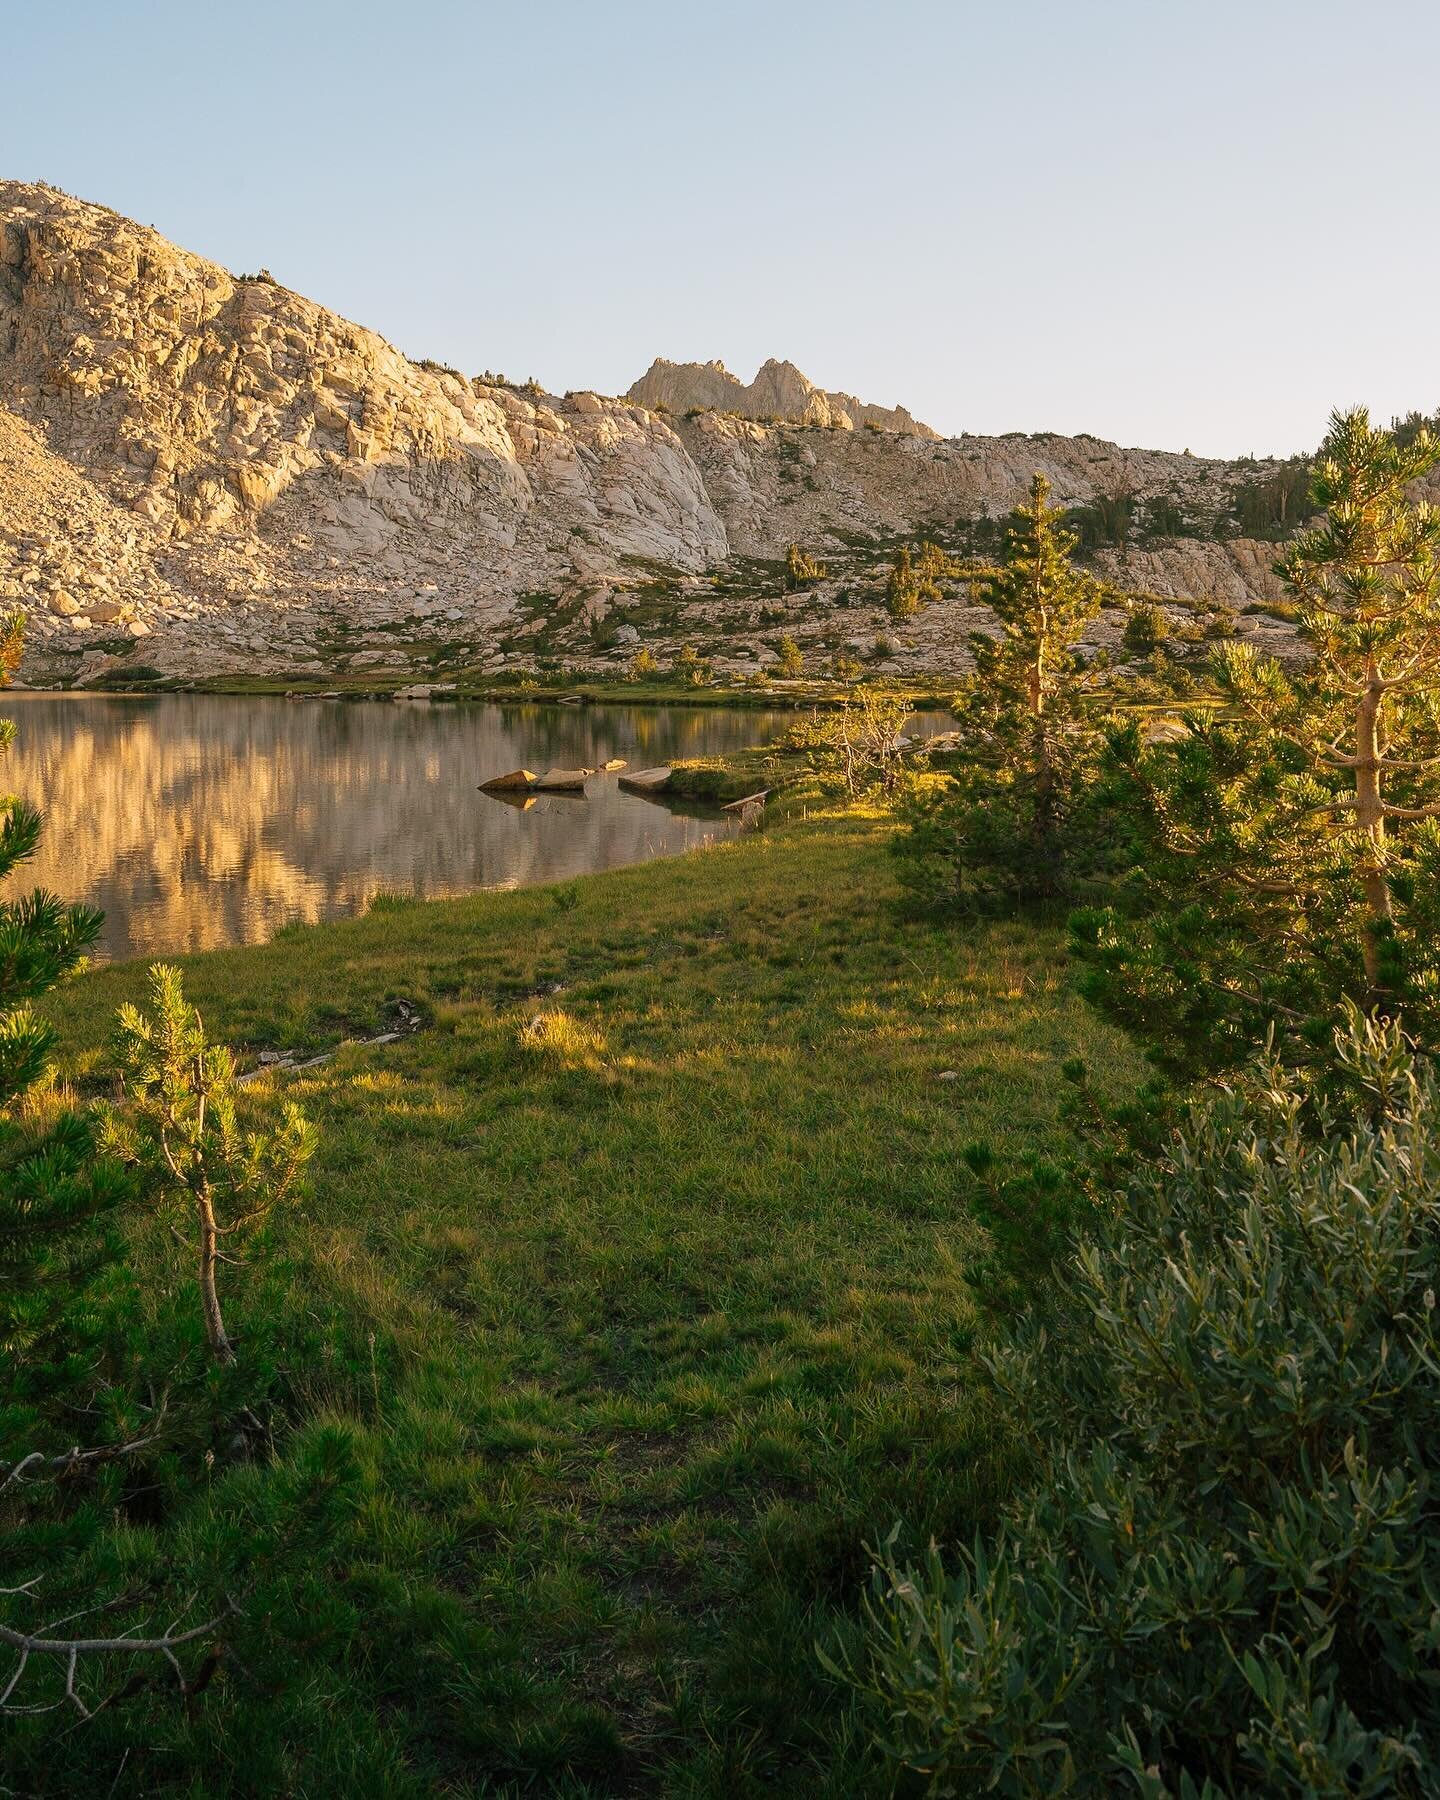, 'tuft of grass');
517,1007,607,1065
366,888,420,914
